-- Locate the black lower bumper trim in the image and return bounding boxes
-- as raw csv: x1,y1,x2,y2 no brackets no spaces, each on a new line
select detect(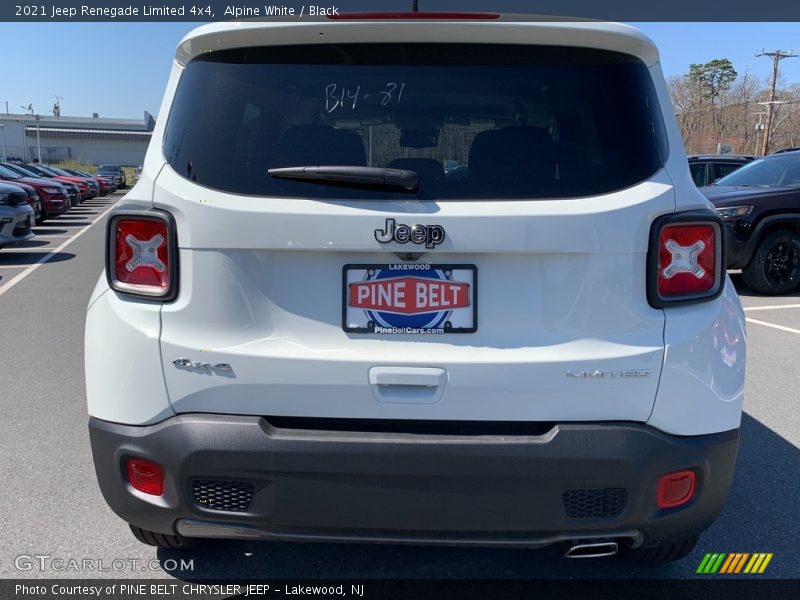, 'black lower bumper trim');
88,414,739,547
